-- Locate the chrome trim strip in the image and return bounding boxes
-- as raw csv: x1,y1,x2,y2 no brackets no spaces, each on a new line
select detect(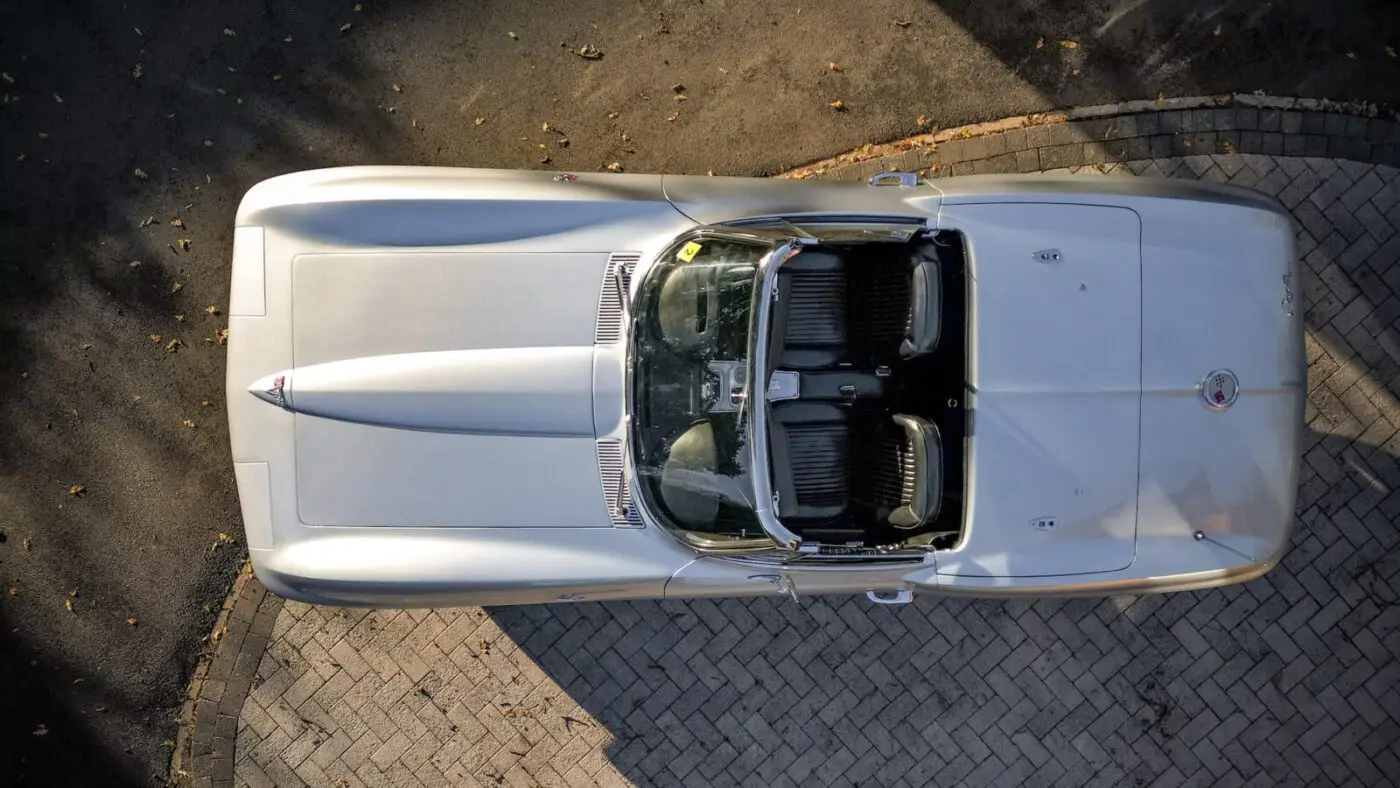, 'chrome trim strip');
747,239,811,551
